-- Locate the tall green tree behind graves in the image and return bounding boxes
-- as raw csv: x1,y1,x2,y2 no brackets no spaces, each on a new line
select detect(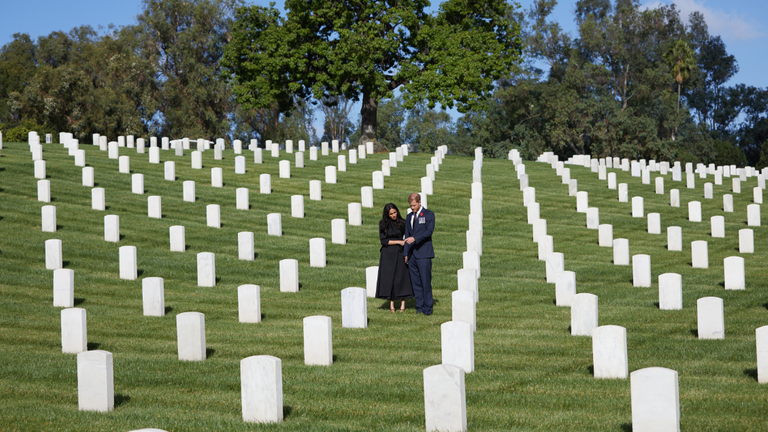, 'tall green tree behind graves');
221,0,523,146
135,0,242,139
